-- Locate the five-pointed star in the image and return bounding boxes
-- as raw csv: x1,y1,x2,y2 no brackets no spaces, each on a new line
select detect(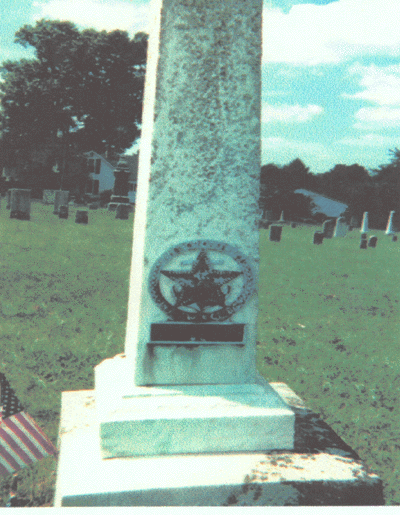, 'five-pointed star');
160,250,242,310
